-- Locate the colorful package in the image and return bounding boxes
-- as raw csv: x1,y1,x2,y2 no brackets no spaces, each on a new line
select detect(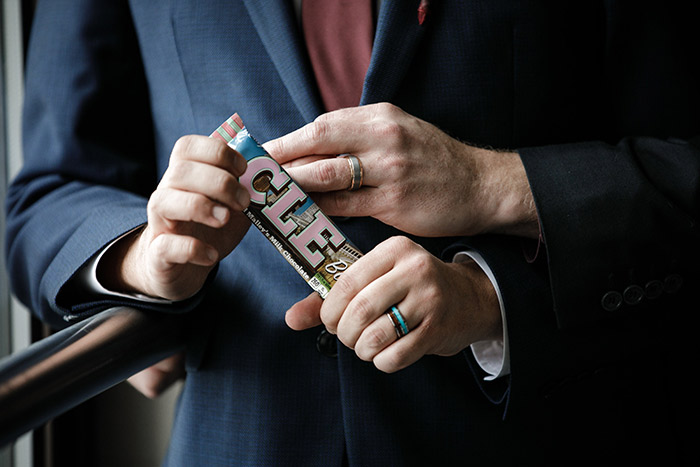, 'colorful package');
211,114,363,298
